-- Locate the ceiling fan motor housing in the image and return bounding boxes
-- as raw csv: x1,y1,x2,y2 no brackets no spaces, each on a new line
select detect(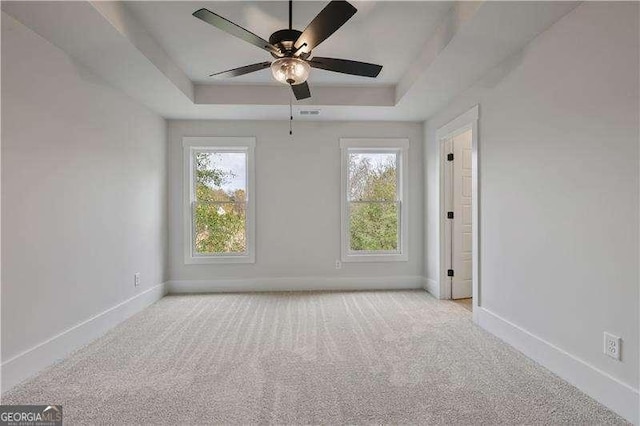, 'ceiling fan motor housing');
269,29,309,59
